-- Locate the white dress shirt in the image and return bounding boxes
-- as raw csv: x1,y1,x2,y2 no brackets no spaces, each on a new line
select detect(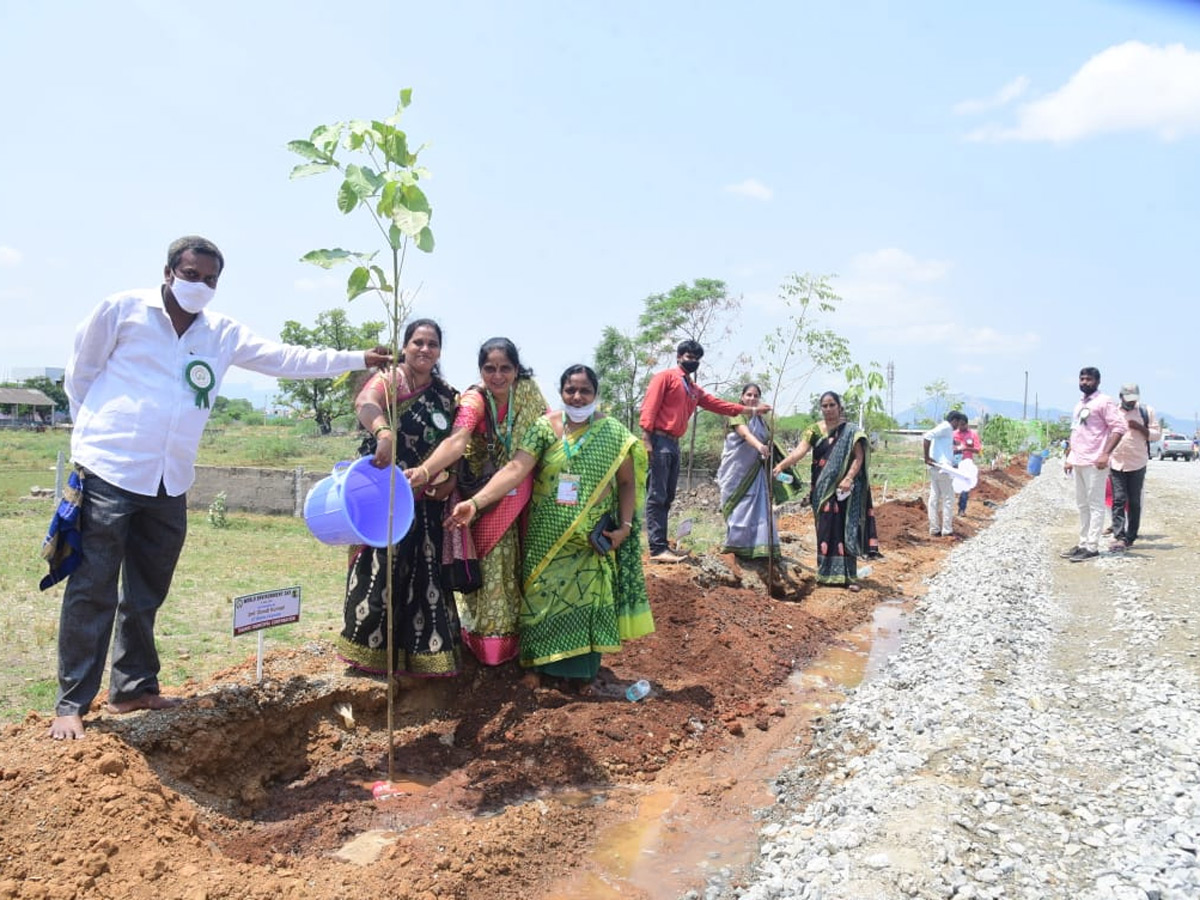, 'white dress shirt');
66,288,367,496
